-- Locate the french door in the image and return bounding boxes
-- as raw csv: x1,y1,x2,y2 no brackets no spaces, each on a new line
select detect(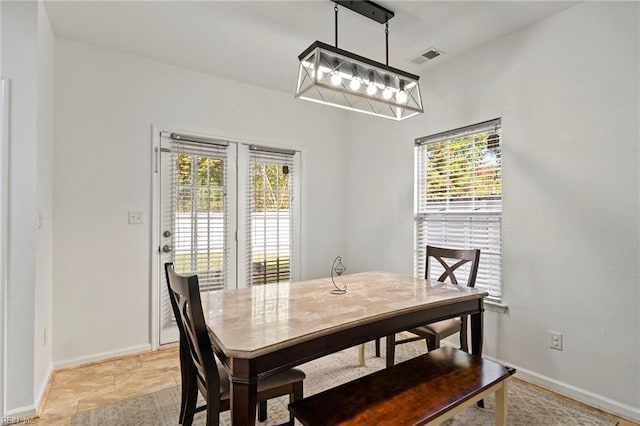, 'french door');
157,131,299,344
